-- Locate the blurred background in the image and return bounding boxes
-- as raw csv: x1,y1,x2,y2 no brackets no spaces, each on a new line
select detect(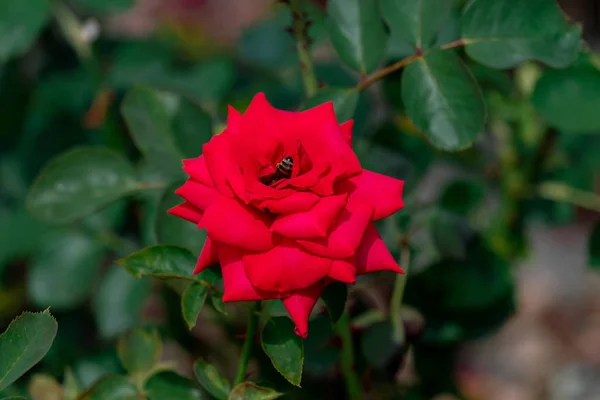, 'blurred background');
1,0,600,399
